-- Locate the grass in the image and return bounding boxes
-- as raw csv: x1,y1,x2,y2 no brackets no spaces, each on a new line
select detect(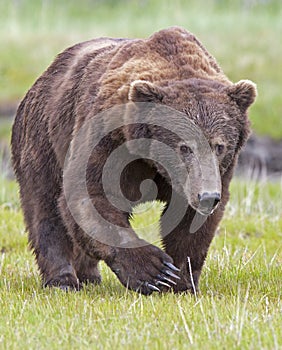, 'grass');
129,200,166,245
0,0,282,137
0,173,281,349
